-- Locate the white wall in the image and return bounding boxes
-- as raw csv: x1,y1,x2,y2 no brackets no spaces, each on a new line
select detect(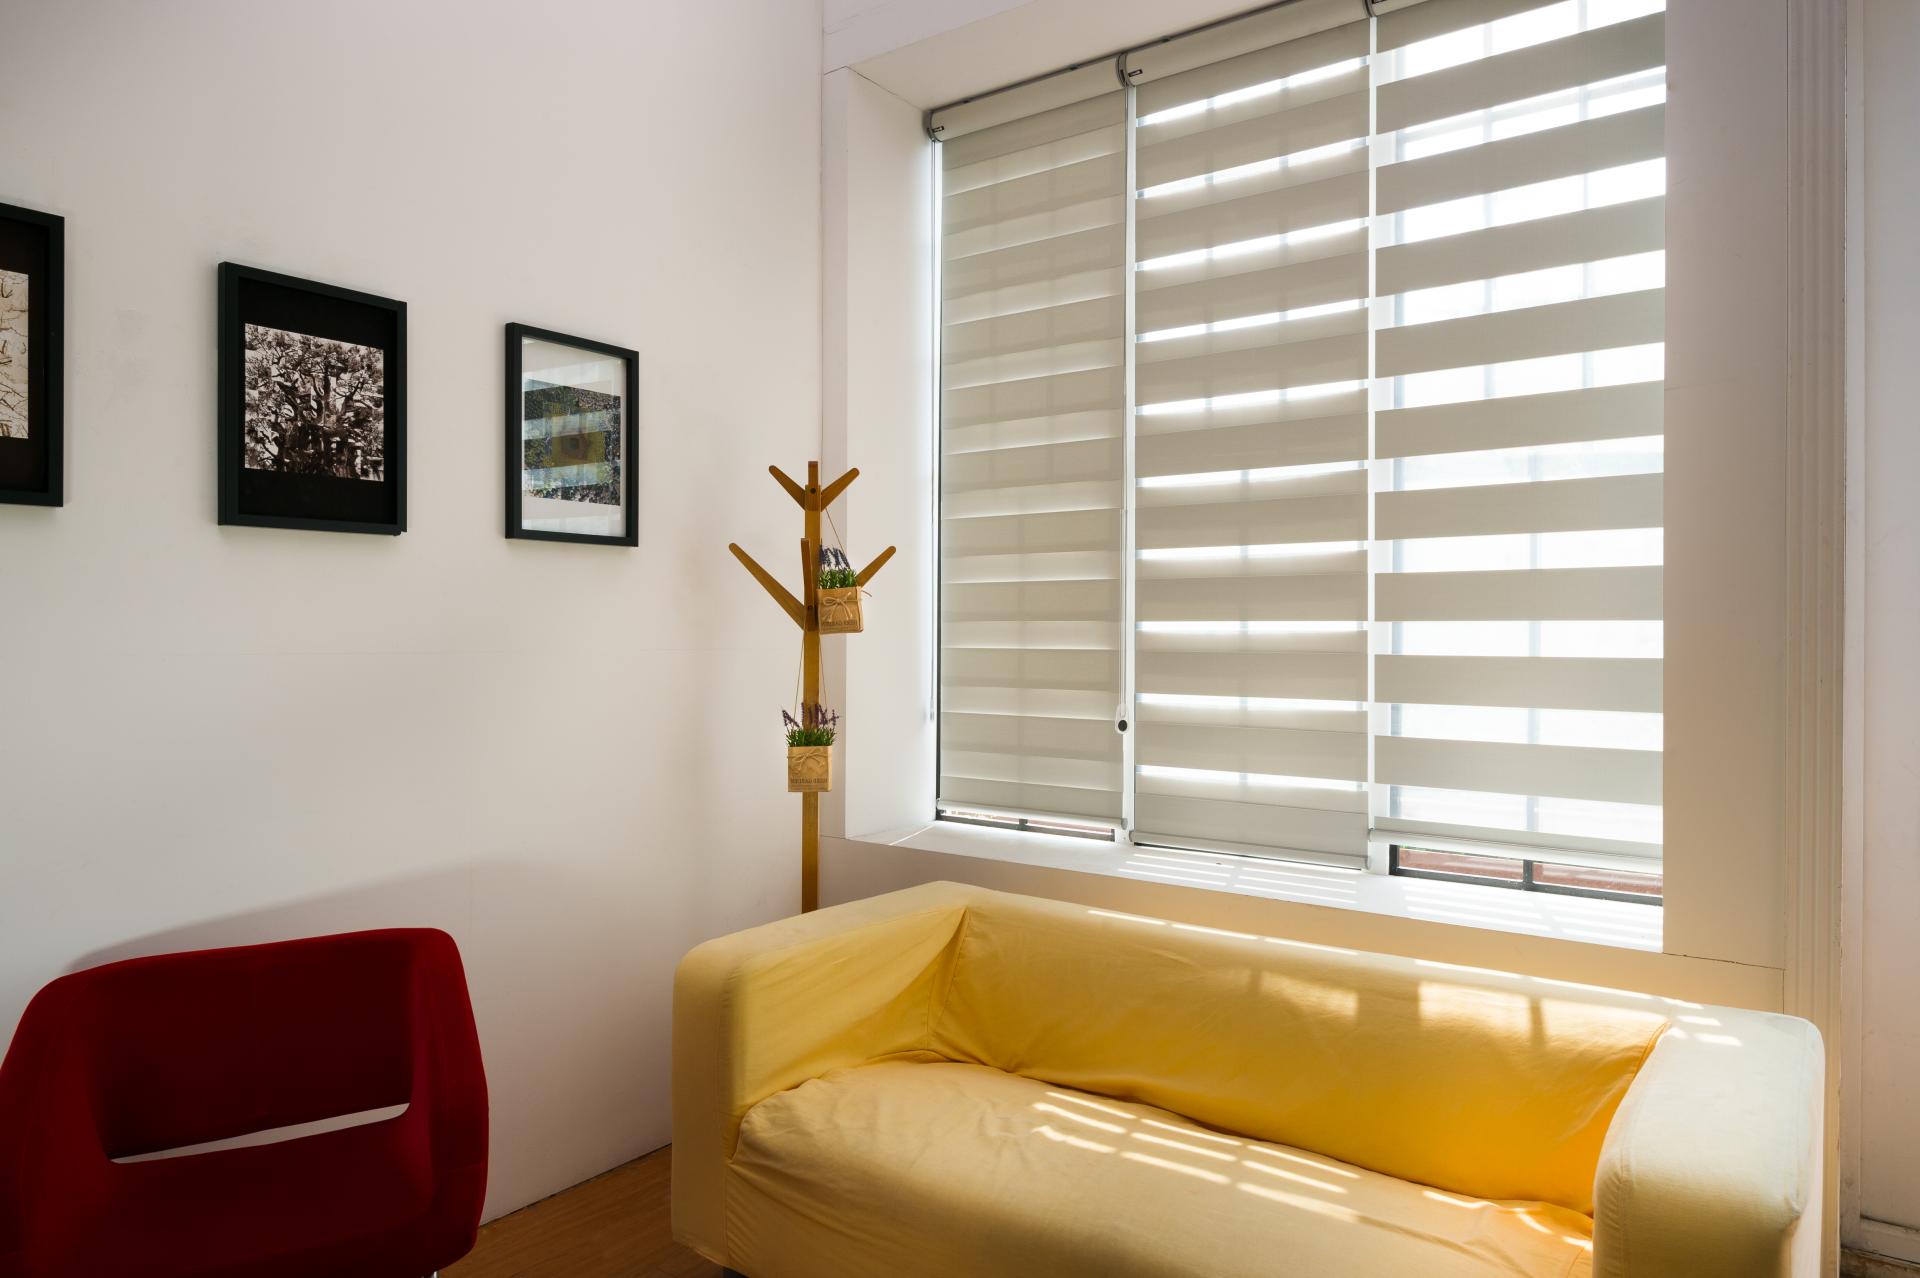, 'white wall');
825,0,1030,86
1846,0,1920,1254
0,0,822,1222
